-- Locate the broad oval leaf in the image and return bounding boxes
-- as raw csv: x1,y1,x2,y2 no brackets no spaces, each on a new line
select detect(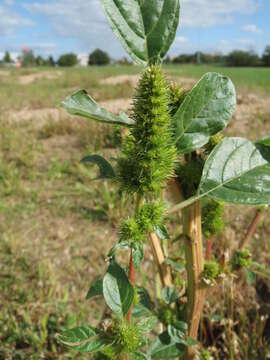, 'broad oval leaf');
173,73,236,154
86,278,103,300
102,0,180,65
103,261,135,317
137,316,158,333
199,137,270,205
59,326,109,353
132,303,153,318
62,89,134,127
148,332,184,359
81,155,116,179
161,286,179,305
